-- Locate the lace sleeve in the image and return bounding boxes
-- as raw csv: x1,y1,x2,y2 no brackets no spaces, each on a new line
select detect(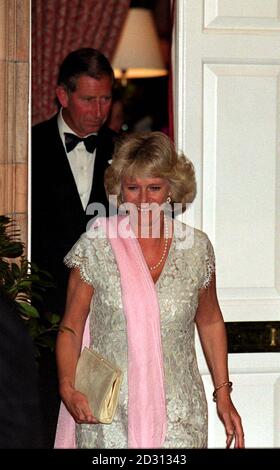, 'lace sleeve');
201,237,216,289
64,233,94,286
